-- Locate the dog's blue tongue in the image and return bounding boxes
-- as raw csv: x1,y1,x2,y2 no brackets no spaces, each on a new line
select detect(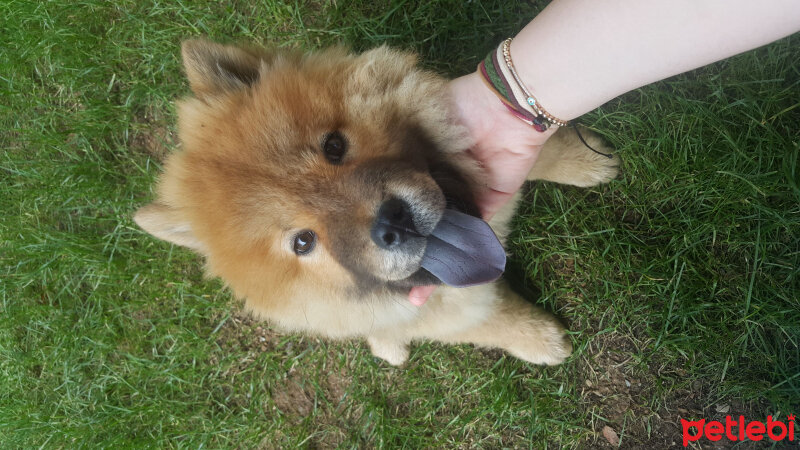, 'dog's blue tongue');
420,209,506,287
